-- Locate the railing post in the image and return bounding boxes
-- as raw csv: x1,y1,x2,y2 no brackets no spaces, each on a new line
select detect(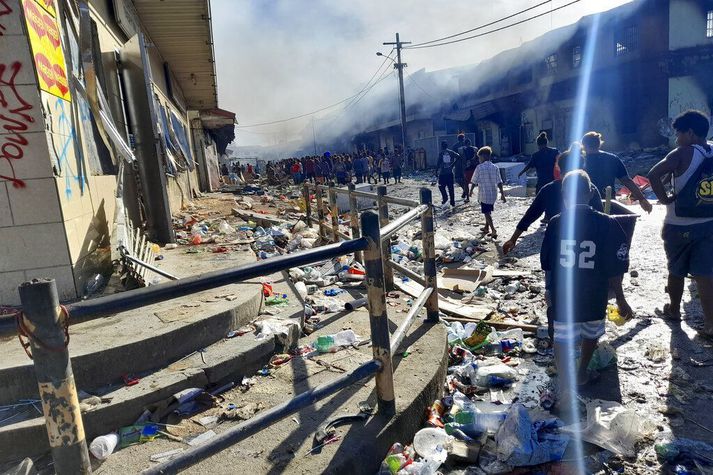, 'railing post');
18,279,91,474
376,185,394,290
348,183,363,264
303,182,312,228
419,188,440,322
328,182,339,243
316,185,326,241
361,212,396,416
